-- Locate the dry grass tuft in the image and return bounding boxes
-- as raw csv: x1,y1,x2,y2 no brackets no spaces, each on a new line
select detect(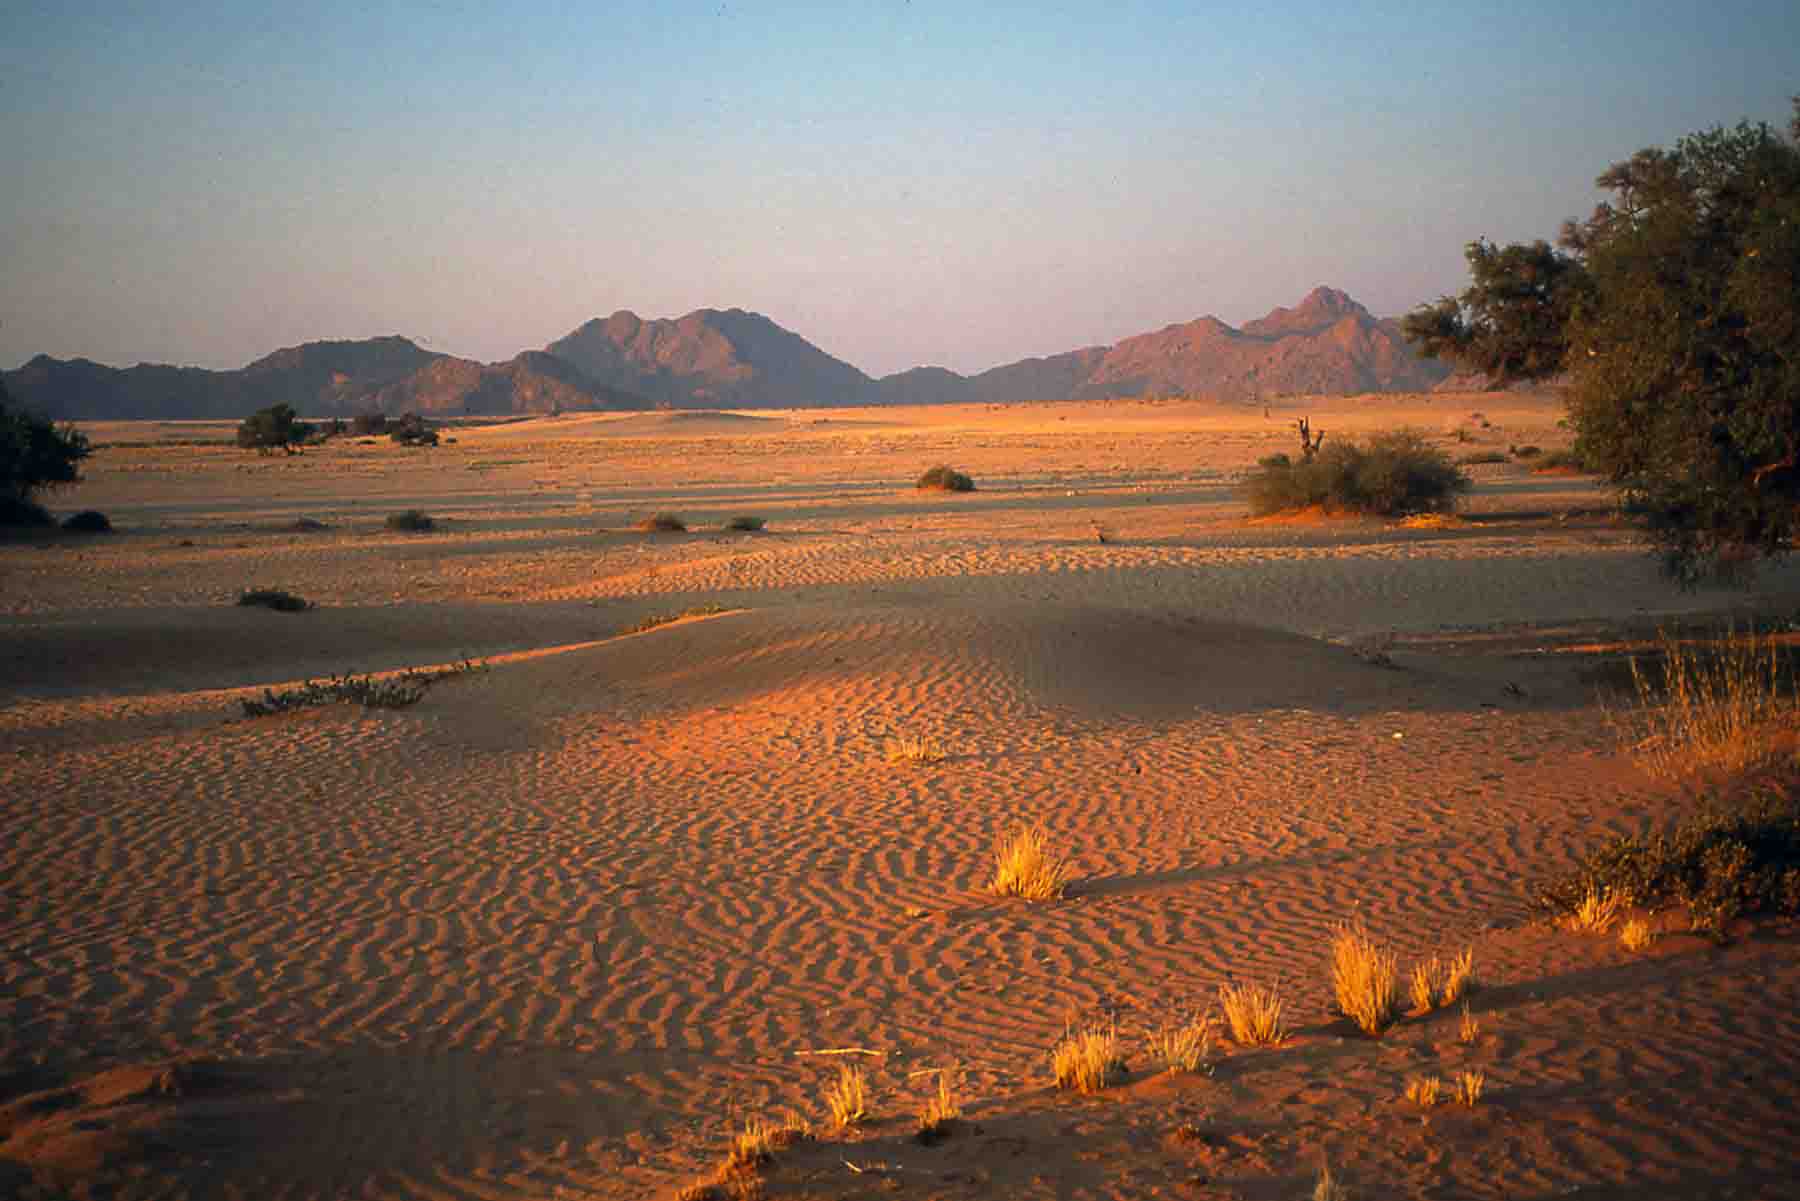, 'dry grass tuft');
1313,1159,1350,1201
1218,981,1285,1047
1565,885,1625,934
1331,922,1400,1035
1458,1001,1481,1044
824,1064,869,1129
884,734,946,765
915,1069,961,1142
1409,958,1441,1014
1051,1024,1128,1093
726,1117,776,1170
1145,1014,1216,1074
1455,1069,1485,1107
1618,627,1796,781
1441,947,1476,1004
1404,1075,1442,1107
1619,916,1654,952
990,824,1070,901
